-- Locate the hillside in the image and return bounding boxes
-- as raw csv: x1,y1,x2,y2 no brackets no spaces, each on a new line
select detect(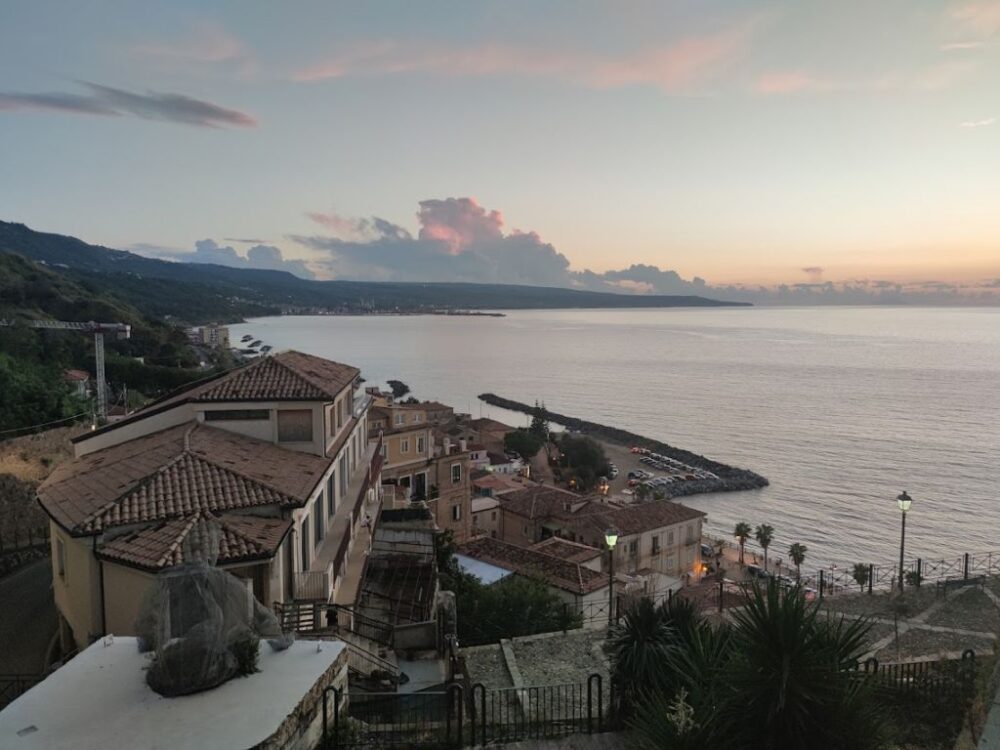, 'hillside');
0,252,212,434
0,220,748,323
